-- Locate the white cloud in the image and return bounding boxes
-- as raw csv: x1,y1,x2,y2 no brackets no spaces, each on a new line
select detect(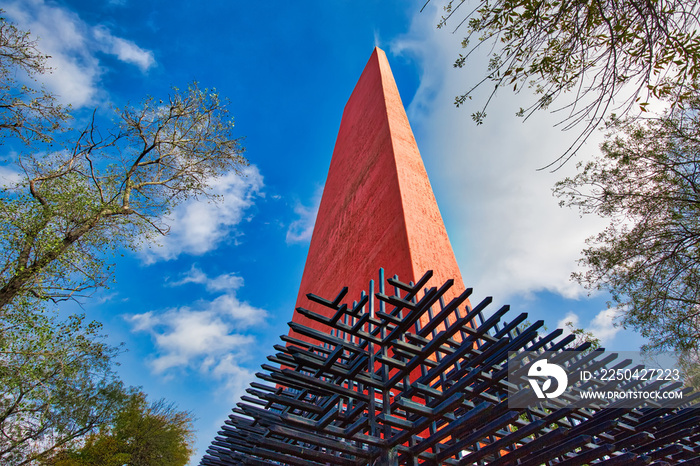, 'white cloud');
208,294,265,328
3,0,155,107
373,29,382,49
557,308,622,346
148,307,255,372
169,265,244,293
587,308,623,343
392,5,609,302
557,311,581,332
127,269,267,383
142,165,264,262
0,166,23,186
128,310,158,332
93,25,154,72
211,354,257,403
286,186,321,244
